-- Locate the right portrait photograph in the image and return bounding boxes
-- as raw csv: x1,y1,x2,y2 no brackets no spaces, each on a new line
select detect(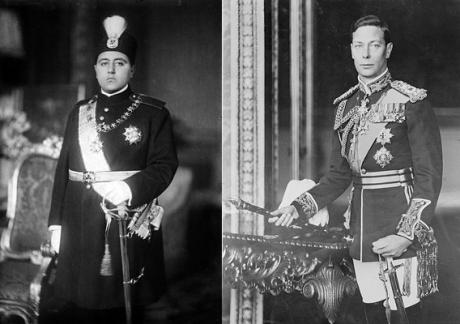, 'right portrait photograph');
222,1,460,324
